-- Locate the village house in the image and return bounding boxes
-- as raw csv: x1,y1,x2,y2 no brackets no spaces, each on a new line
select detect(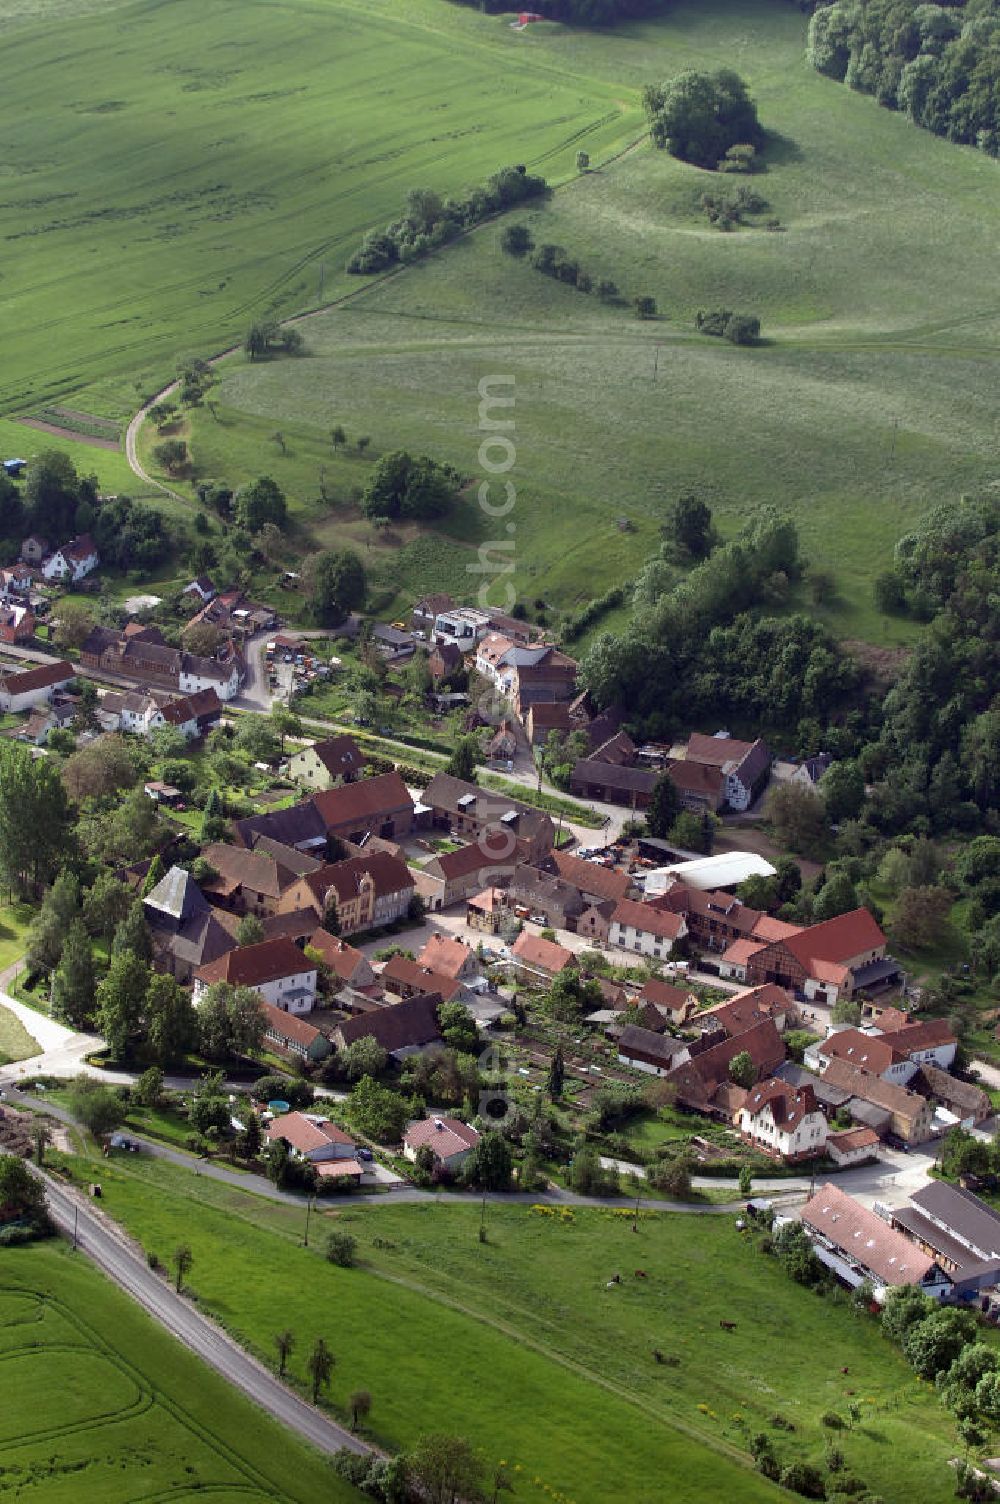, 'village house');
234,801,329,855
826,1126,881,1167
417,933,479,982
466,886,510,934
525,702,573,747
0,603,35,644
616,1024,690,1077
193,936,318,1015
41,533,99,583
805,1027,918,1084
260,1001,332,1064
745,907,896,1004
278,851,414,936
510,931,575,985
608,898,687,961
912,1064,991,1126
20,535,47,565
432,605,492,648
485,721,518,763
413,593,455,637
421,772,554,864
0,659,75,714
737,1079,827,1163
574,898,615,944
182,576,216,604
404,1116,480,1171
380,954,465,1005
663,759,725,814
287,734,366,790
100,686,222,740
309,771,415,845
801,1183,952,1302
200,841,321,917
511,648,578,715
304,927,376,991
540,849,633,907
264,1112,363,1183
682,732,772,812
332,992,443,1062
636,977,699,1026
818,1058,934,1144
427,640,462,683
186,587,276,639
142,865,239,984
699,983,795,1038
80,626,244,700
505,867,585,932
0,562,37,598
418,840,529,912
